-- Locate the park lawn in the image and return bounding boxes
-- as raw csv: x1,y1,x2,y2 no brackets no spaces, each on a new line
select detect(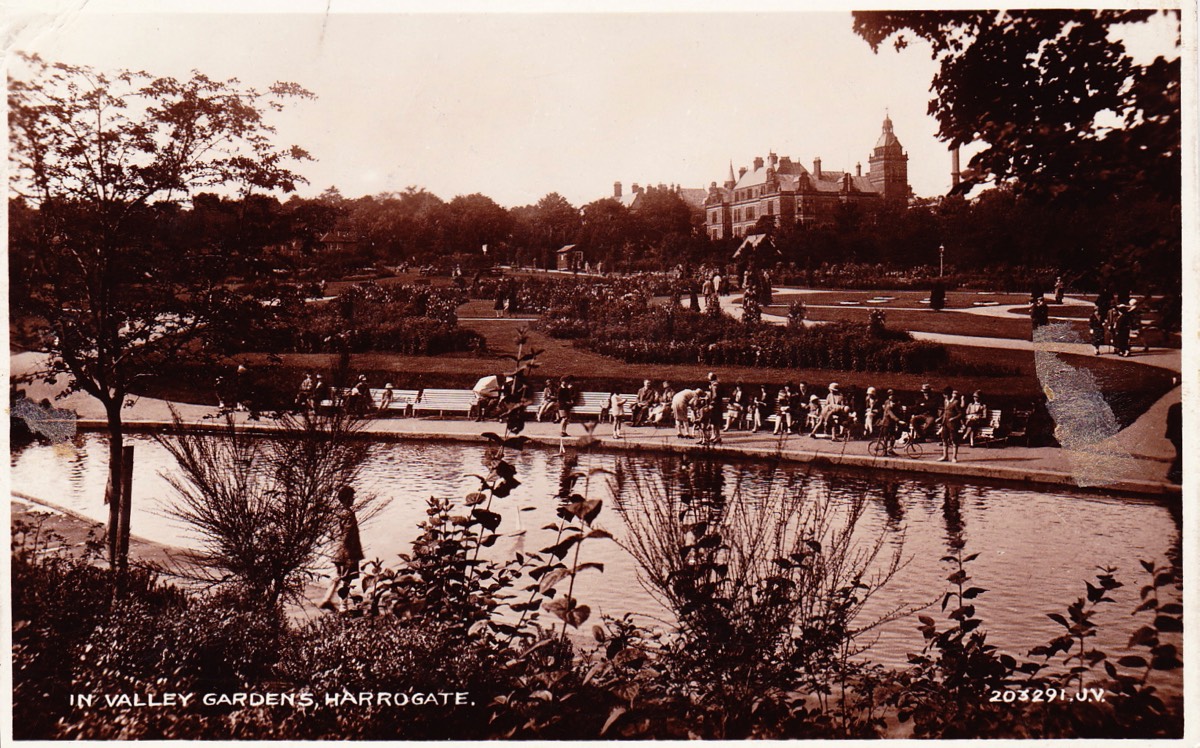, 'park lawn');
763,305,1088,340
769,289,1038,310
